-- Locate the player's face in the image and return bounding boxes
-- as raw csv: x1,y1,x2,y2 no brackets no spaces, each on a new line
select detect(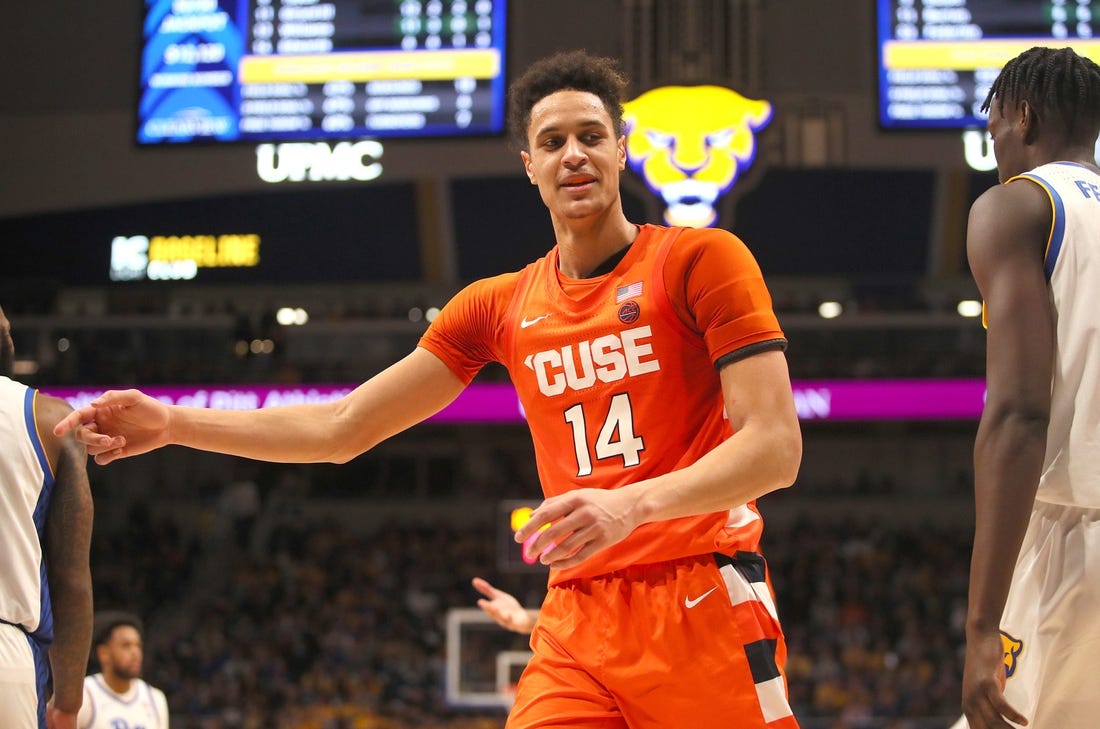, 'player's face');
100,625,144,680
988,97,1028,183
520,90,626,224
0,307,13,378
